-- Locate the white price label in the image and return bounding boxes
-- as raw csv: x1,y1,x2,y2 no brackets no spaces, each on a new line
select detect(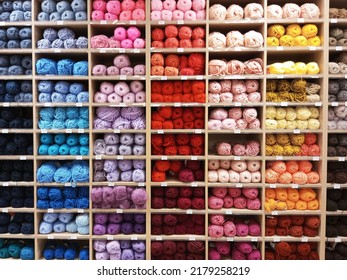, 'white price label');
336,46,343,51
297,18,305,23
138,182,145,187
195,129,202,134
235,102,241,107
130,21,137,25
276,156,283,160
332,102,339,106
280,102,288,107
301,237,308,242
227,237,234,241
174,103,181,107
70,235,77,240
77,129,84,133
189,236,196,241
234,156,241,160
66,129,72,133
292,184,299,189
158,130,164,134
54,48,61,53
47,235,54,239
76,156,82,160
181,76,187,80
177,20,184,24
161,156,168,160
57,21,64,25
236,183,242,188
177,48,184,53
131,236,138,240
276,46,284,51
117,156,124,160
160,76,167,80
116,209,123,213
107,235,114,240
95,155,102,160
335,237,342,242
120,75,127,80
161,182,167,187
338,157,346,162
234,129,241,134
333,184,341,189
64,183,71,186
293,129,300,134
276,75,284,79
156,236,162,240
1,208,8,213
108,182,115,186
251,237,258,242
44,103,52,107
270,184,276,188
226,210,232,214
158,20,165,25
274,237,281,242
48,209,54,213
191,182,198,187
77,209,84,213
113,129,120,133
315,102,322,107
272,211,279,215
2,182,9,186
331,19,338,23
186,210,193,214
76,103,83,107
2,129,8,134
312,157,319,161
20,156,27,160
191,156,197,160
